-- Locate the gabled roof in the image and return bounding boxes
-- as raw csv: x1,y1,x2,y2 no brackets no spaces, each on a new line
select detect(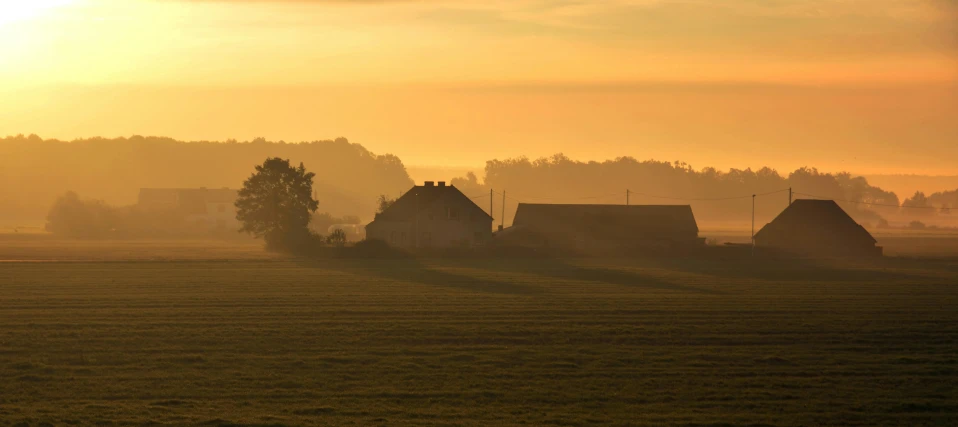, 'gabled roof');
754,199,876,245
512,203,699,238
375,184,492,222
